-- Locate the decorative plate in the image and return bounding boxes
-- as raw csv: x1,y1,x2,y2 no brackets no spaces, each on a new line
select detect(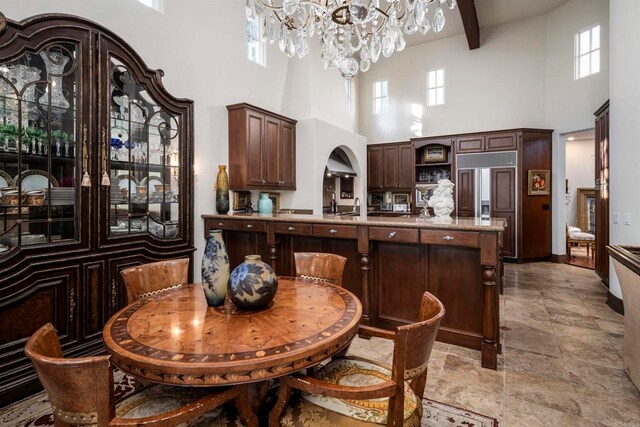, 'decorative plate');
15,170,58,191
0,170,14,188
116,174,140,194
141,175,163,193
